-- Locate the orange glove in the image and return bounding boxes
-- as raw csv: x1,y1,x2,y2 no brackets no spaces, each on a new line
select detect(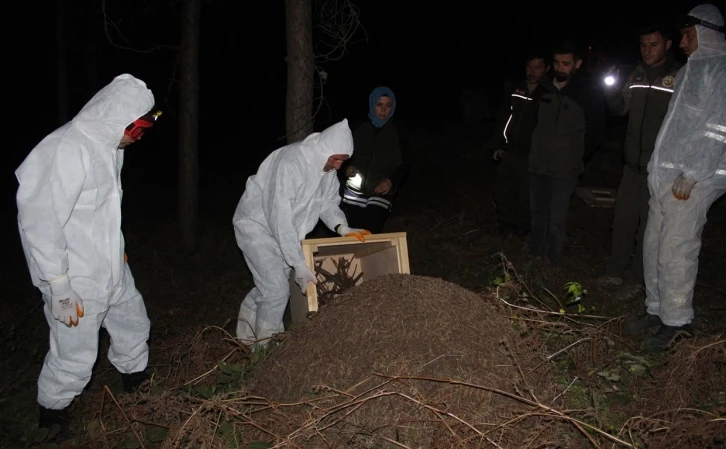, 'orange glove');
337,225,372,242
124,253,128,263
